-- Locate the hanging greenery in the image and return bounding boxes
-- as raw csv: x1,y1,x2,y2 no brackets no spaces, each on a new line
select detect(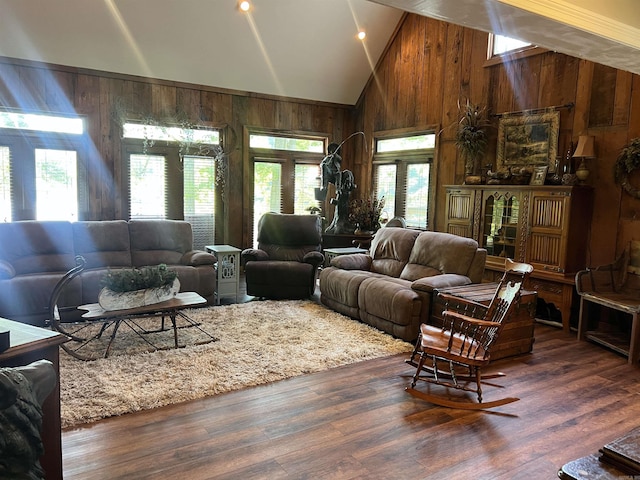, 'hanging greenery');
614,138,640,199
110,95,235,195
